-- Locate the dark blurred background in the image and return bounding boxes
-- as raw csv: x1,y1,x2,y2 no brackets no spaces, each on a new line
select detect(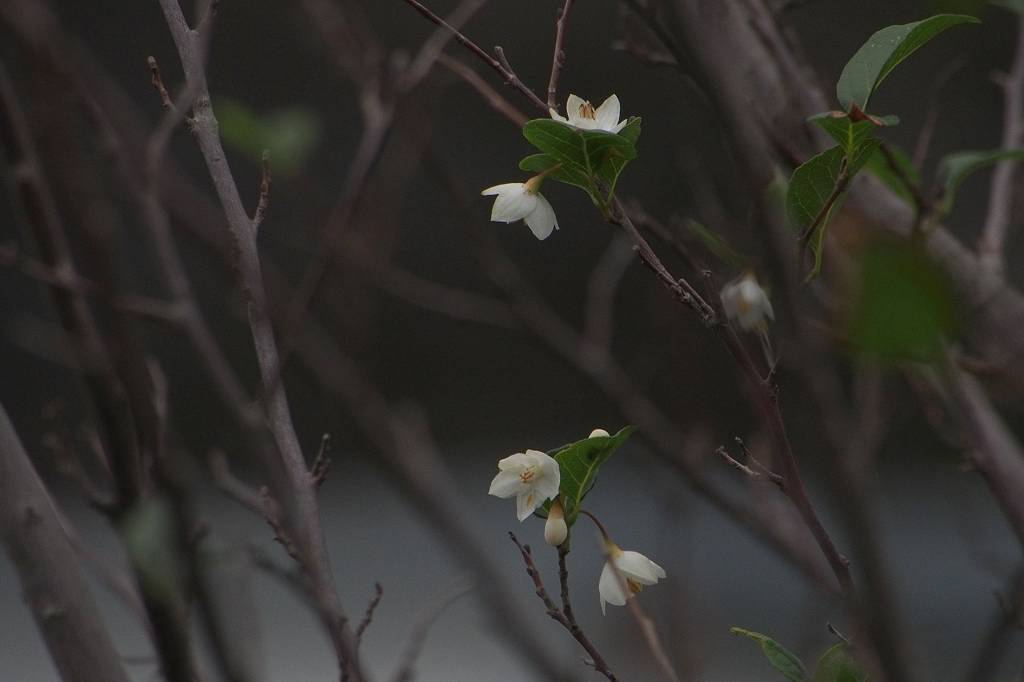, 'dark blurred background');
1,0,1022,680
